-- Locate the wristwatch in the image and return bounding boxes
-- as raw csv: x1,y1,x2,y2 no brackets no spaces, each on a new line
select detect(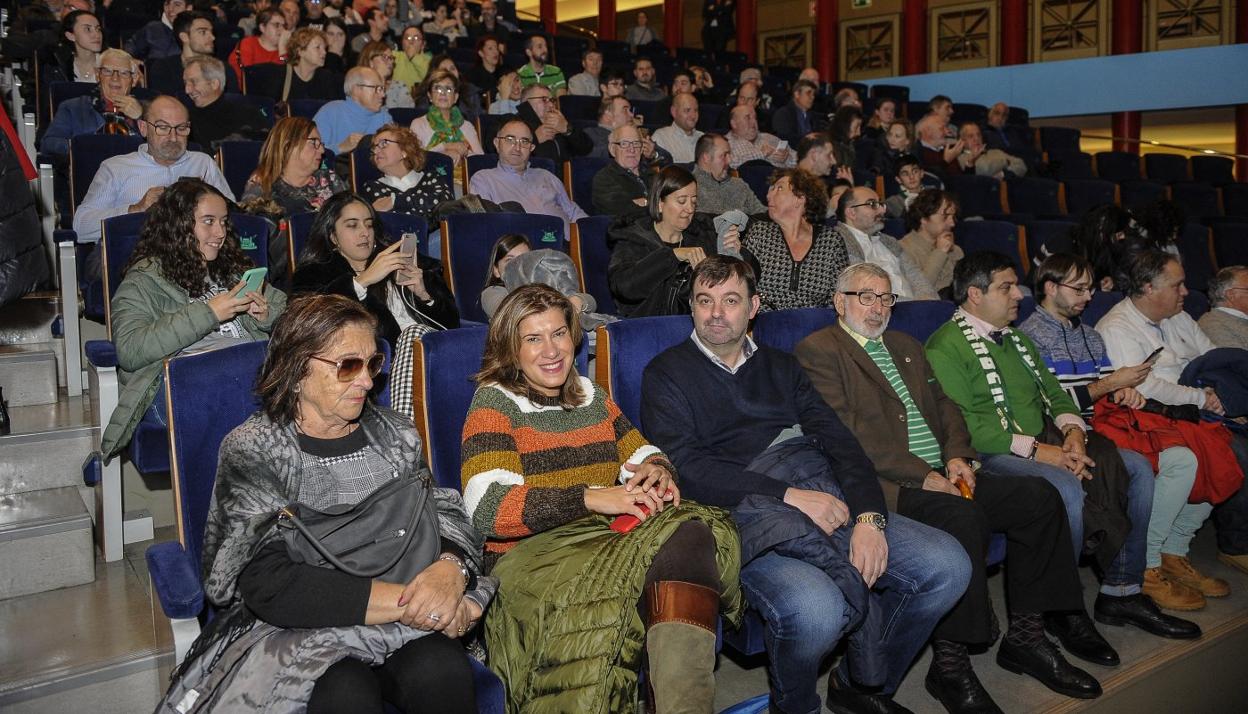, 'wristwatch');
854,512,887,531
1062,426,1088,445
